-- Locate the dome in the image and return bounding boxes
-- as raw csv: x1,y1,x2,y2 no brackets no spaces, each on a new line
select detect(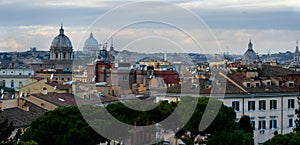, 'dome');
242,39,257,65
50,25,72,50
243,49,257,60
84,32,98,46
